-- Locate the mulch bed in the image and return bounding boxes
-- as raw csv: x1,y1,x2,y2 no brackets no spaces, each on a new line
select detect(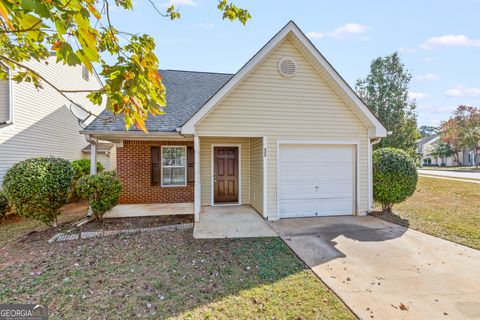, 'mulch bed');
5,201,193,244
369,210,410,228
